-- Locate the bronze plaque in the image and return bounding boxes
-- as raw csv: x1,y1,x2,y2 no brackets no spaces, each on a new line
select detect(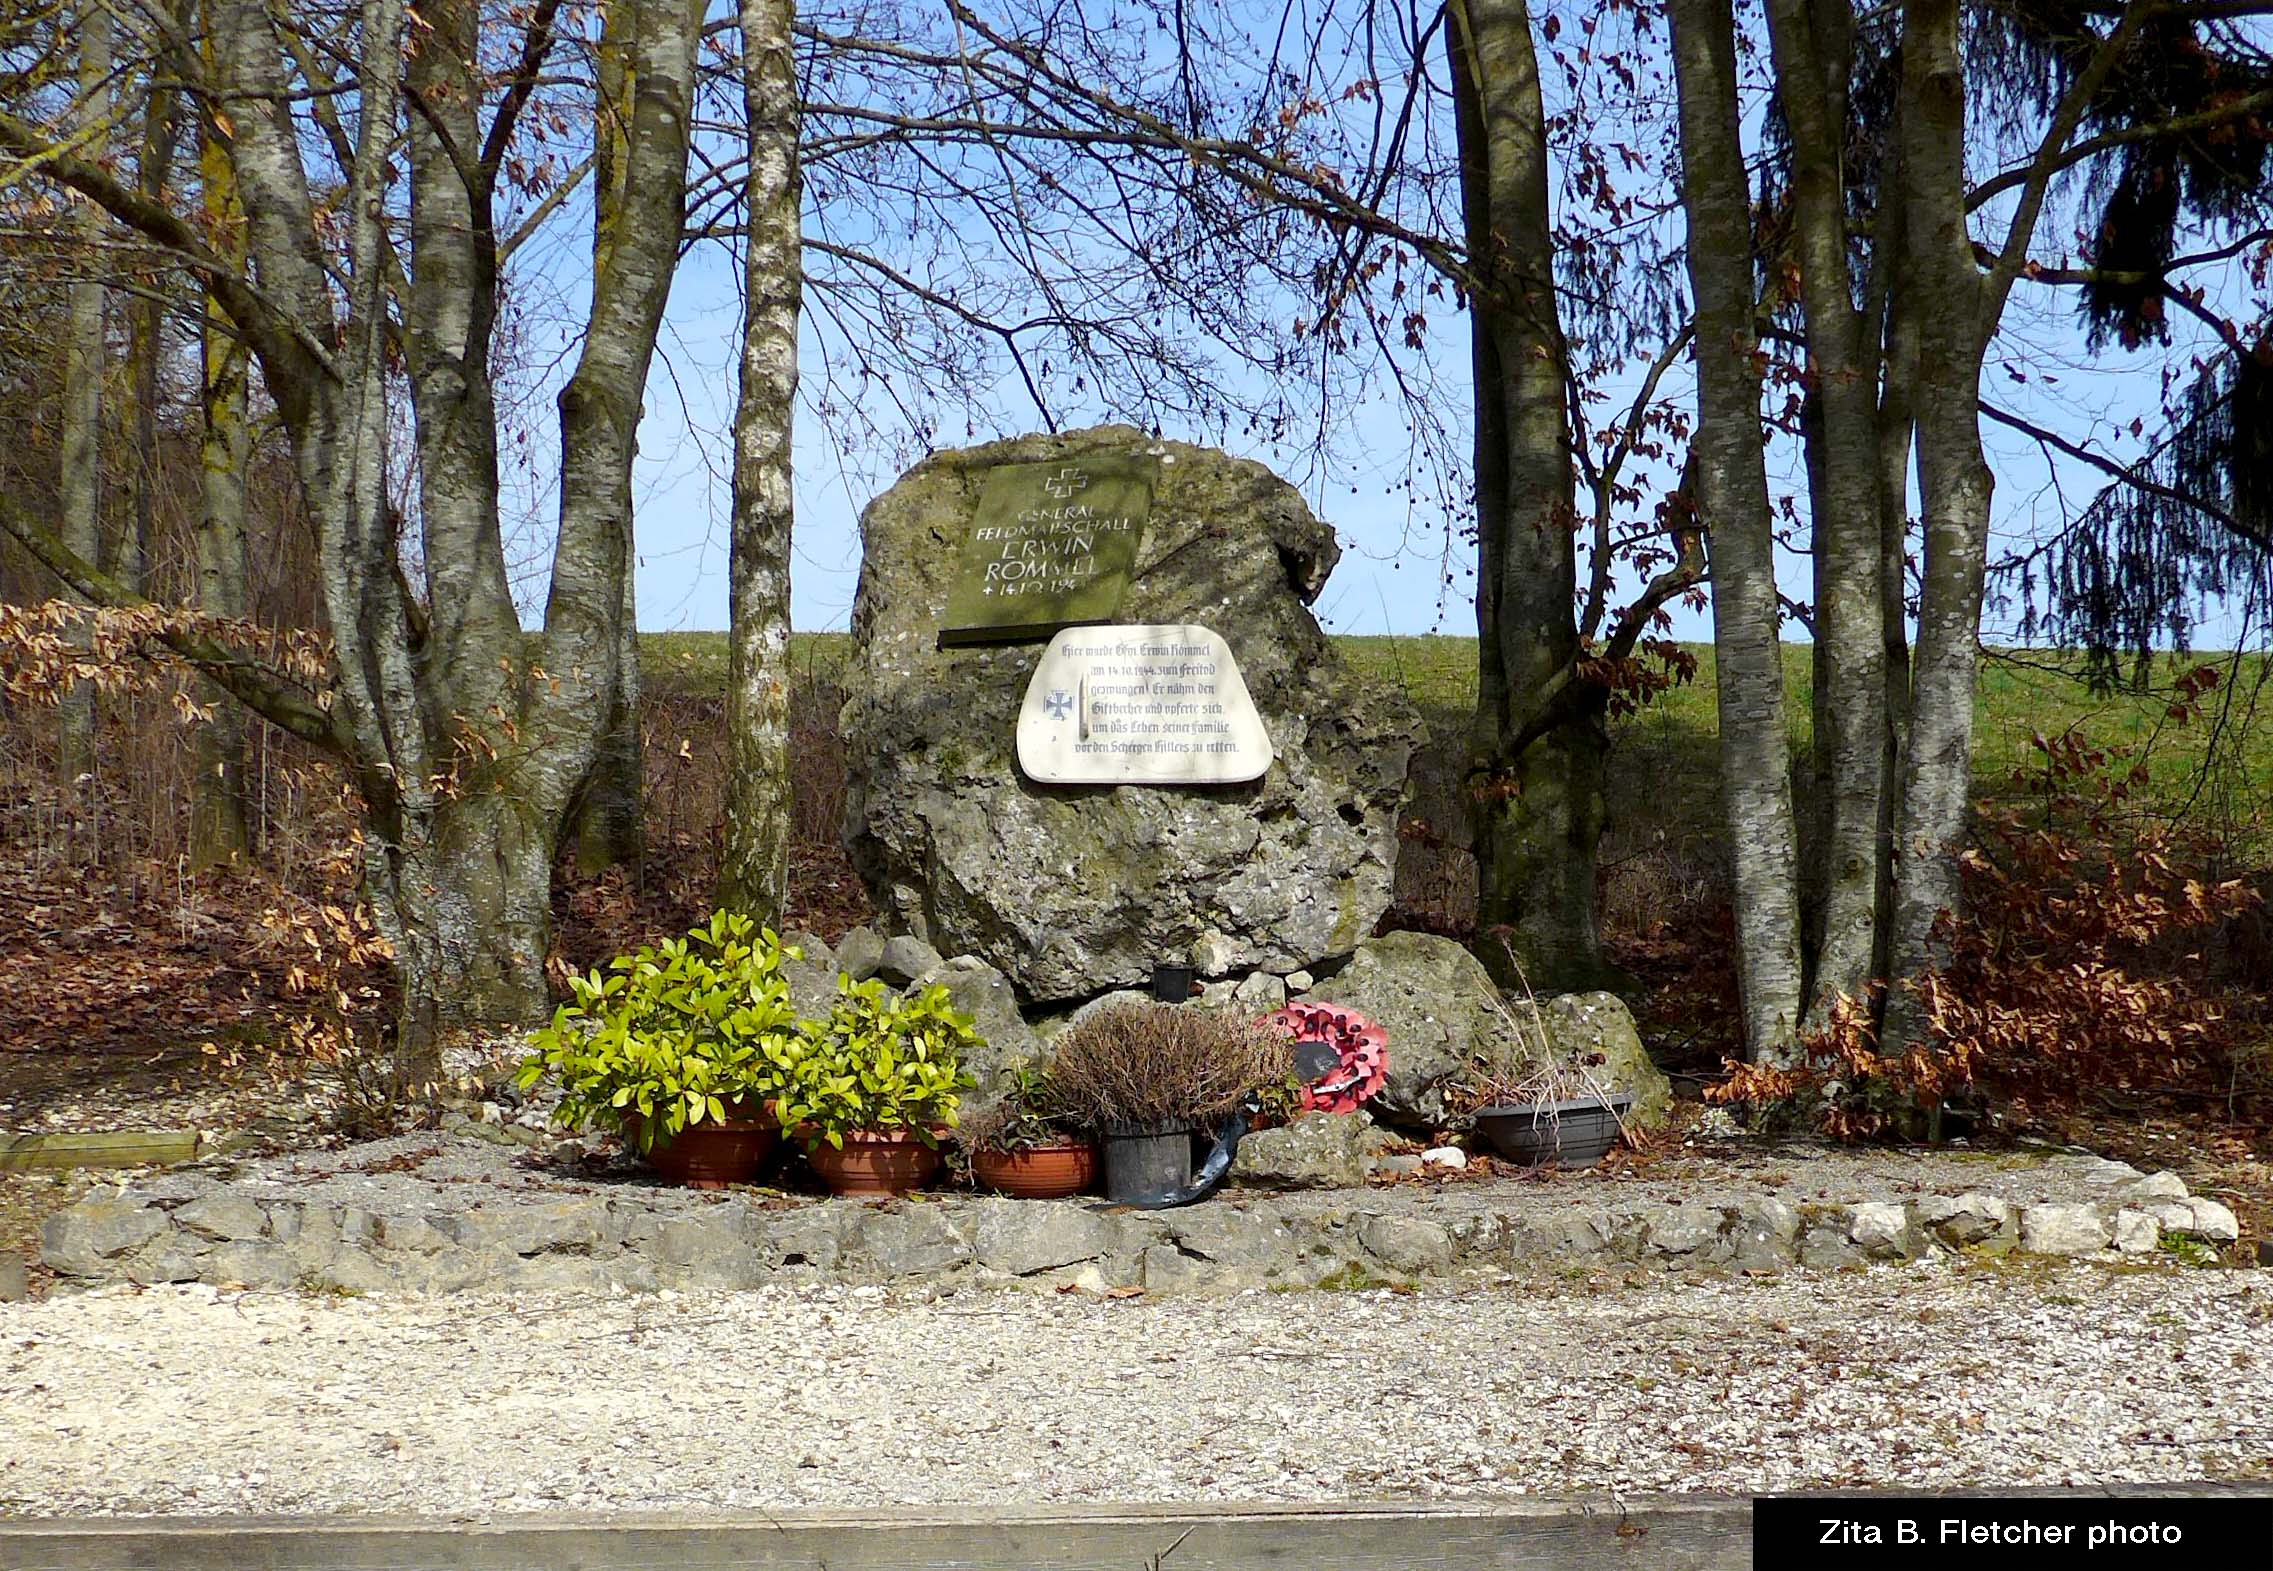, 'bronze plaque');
940,454,1154,645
